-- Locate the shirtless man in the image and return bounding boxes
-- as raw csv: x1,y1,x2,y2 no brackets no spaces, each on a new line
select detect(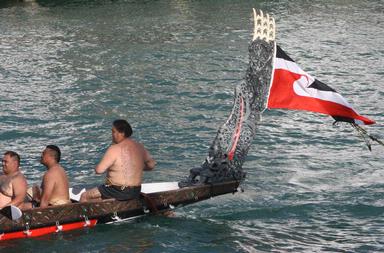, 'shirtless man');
28,145,70,208
38,145,70,207
80,119,156,202
0,151,27,209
